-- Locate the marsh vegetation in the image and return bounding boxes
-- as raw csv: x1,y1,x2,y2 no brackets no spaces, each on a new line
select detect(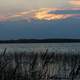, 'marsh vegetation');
0,48,80,80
